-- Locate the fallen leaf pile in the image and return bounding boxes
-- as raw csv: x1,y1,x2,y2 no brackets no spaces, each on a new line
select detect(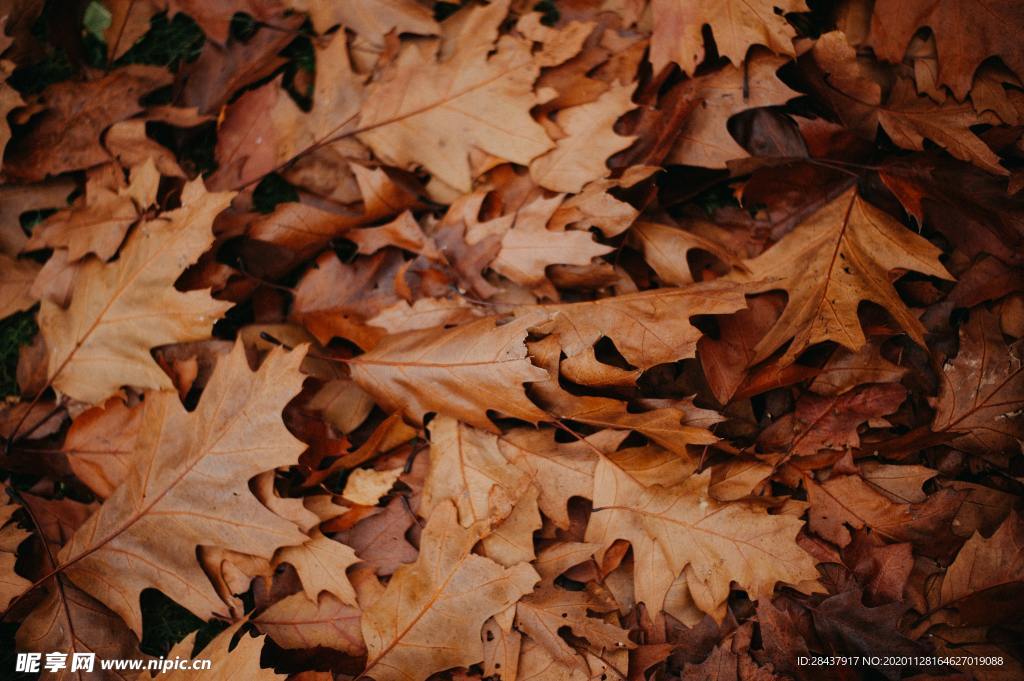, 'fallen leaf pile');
1,1,1023,680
